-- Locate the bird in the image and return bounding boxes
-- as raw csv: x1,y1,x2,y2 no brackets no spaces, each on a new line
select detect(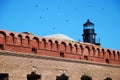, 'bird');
35,5,38,7
39,17,42,19
46,8,48,10
66,19,69,22
53,27,55,30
